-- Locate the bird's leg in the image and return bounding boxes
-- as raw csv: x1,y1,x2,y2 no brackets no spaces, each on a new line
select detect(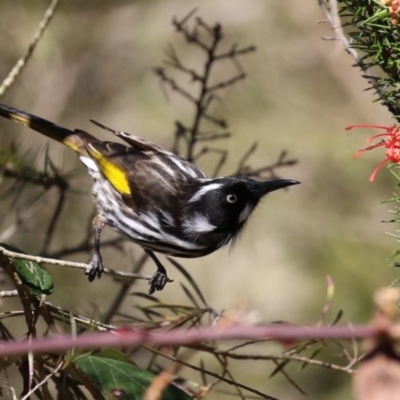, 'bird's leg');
145,250,173,294
85,216,105,282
